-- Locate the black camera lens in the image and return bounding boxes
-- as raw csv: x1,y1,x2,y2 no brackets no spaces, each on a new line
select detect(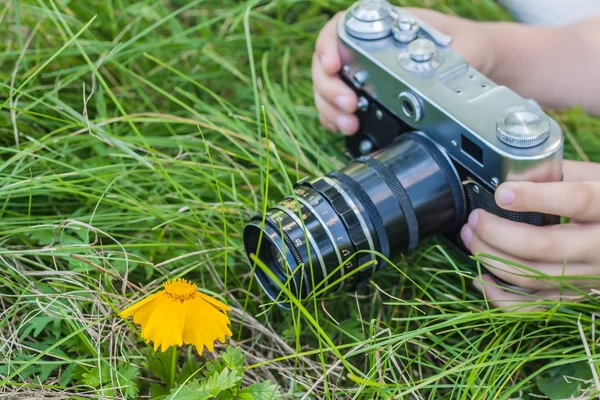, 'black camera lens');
243,132,466,308
244,220,305,309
